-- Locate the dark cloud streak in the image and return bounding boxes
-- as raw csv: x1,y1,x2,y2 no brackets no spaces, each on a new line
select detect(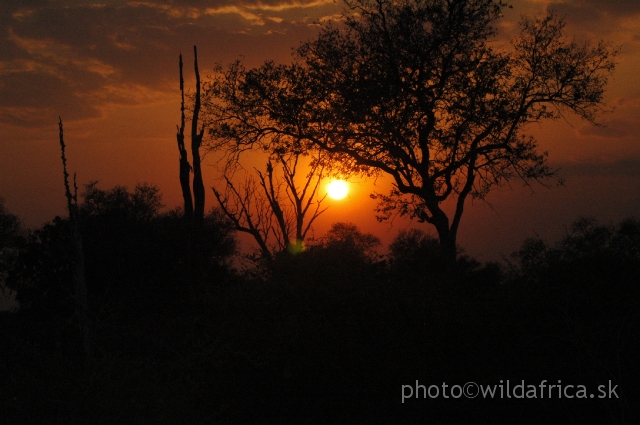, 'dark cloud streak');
0,0,337,127
546,0,640,29
558,158,640,178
